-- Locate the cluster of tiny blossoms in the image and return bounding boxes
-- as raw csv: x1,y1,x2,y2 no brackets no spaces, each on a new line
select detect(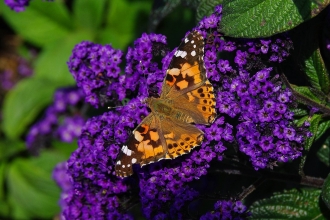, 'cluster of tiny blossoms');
55,4,312,219
200,200,250,220
26,87,85,153
68,34,166,108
